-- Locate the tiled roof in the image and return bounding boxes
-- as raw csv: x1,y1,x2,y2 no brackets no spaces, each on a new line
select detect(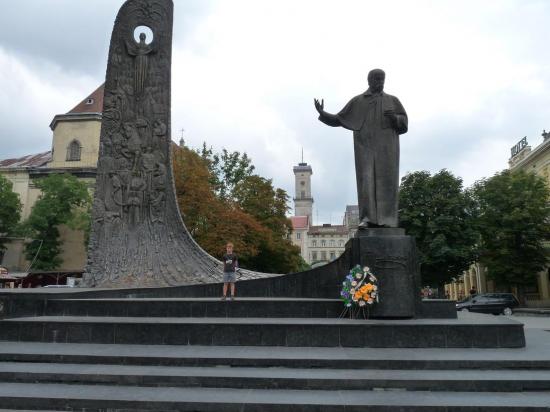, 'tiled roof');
0,151,51,169
67,84,104,114
290,216,309,229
